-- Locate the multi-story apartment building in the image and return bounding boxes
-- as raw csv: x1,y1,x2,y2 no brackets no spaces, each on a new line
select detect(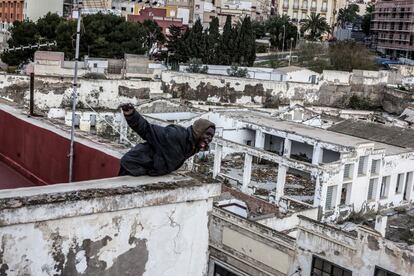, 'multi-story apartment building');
0,0,24,24
215,0,271,26
82,0,112,9
371,0,414,59
277,0,347,26
23,0,64,21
